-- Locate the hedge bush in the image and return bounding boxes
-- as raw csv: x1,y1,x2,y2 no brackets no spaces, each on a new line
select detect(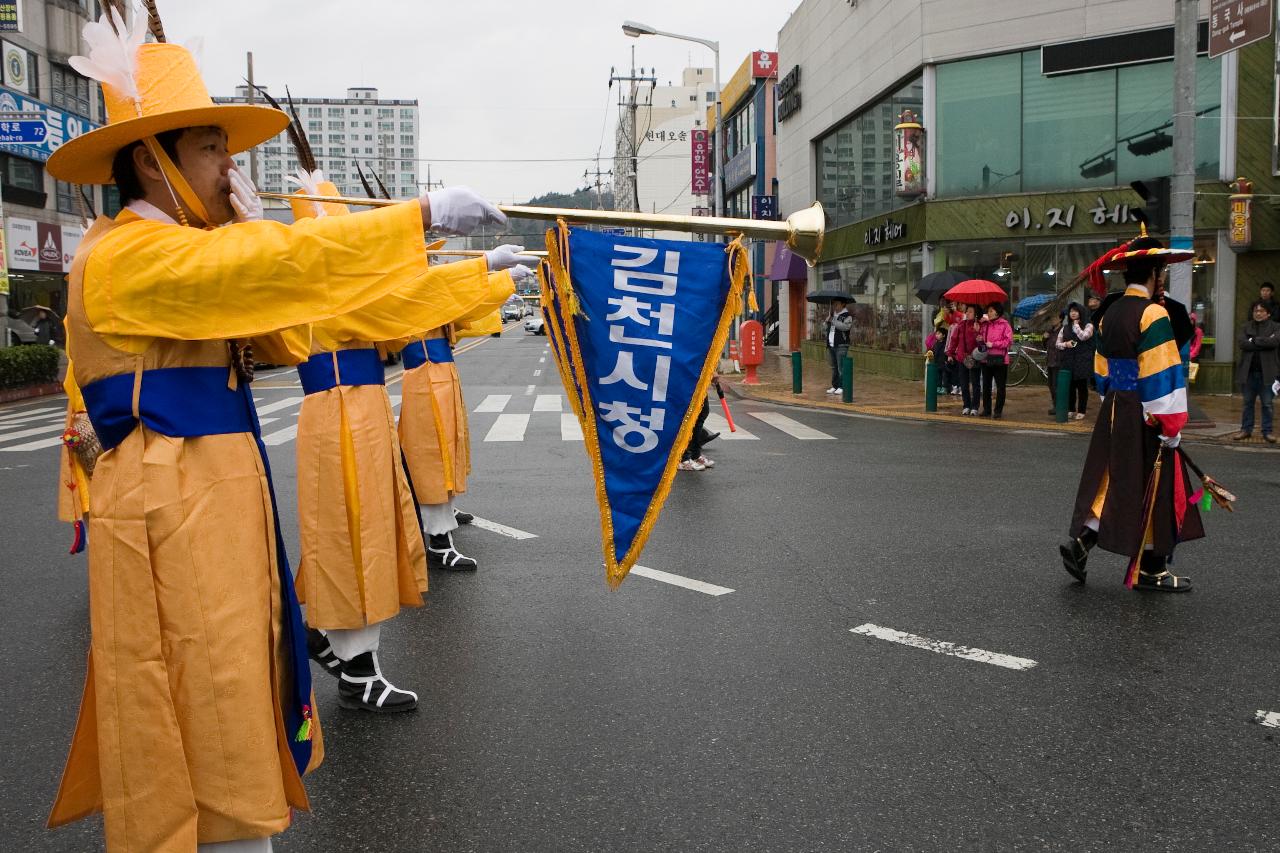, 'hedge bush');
0,344,60,389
